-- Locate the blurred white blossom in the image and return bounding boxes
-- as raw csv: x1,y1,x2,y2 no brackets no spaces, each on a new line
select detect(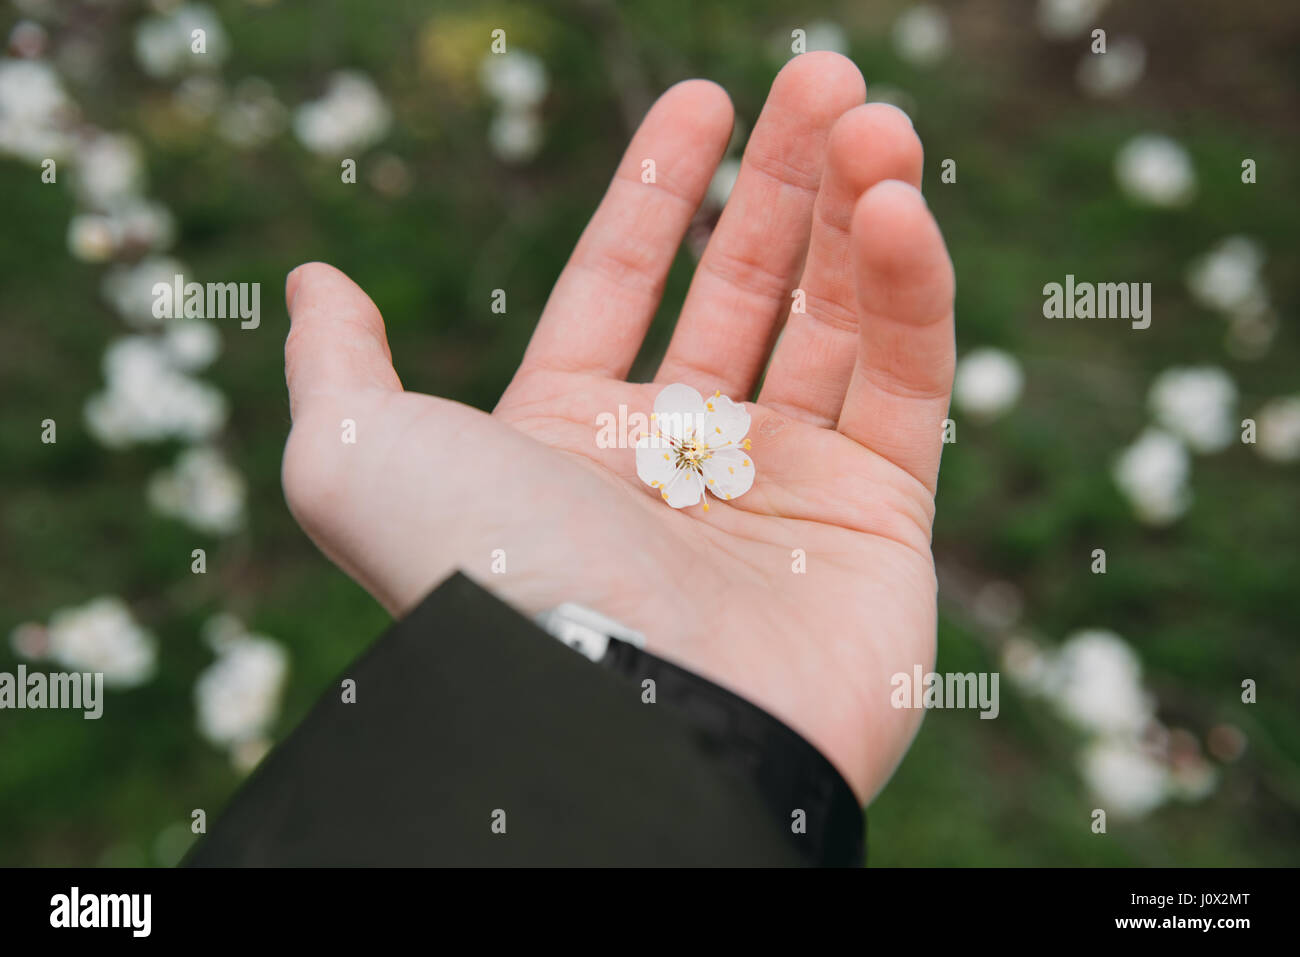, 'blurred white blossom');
1114,134,1195,208
162,318,221,371
1077,36,1145,98
67,214,117,263
134,3,229,79
19,596,159,688
1047,630,1153,736
1148,366,1237,454
8,20,48,59
1037,0,1110,40
195,617,288,762
953,348,1024,421
147,446,245,534
487,107,542,163
73,133,145,209
1112,428,1191,525
892,5,950,67
0,57,74,162
479,50,548,110
1254,396,1300,463
1080,738,1169,819
804,20,849,55
706,157,742,207
100,255,186,327
1185,235,1267,315
479,51,548,164
85,335,228,447
293,71,391,156
67,200,175,262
